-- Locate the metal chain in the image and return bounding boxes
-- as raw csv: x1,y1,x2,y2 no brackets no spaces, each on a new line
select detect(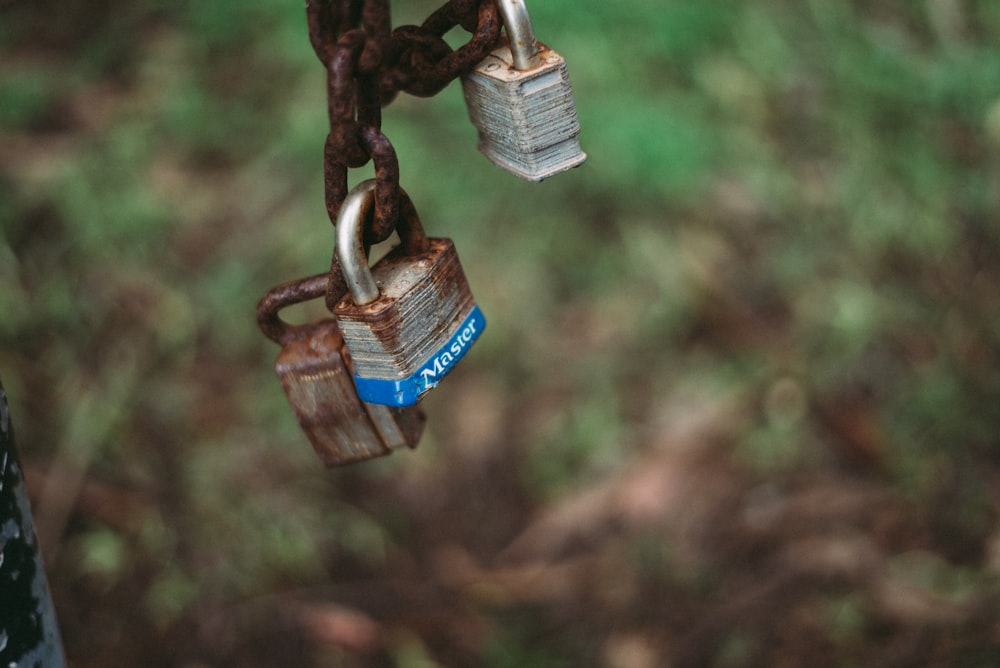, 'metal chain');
302,0,502,310
381,0,501,99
